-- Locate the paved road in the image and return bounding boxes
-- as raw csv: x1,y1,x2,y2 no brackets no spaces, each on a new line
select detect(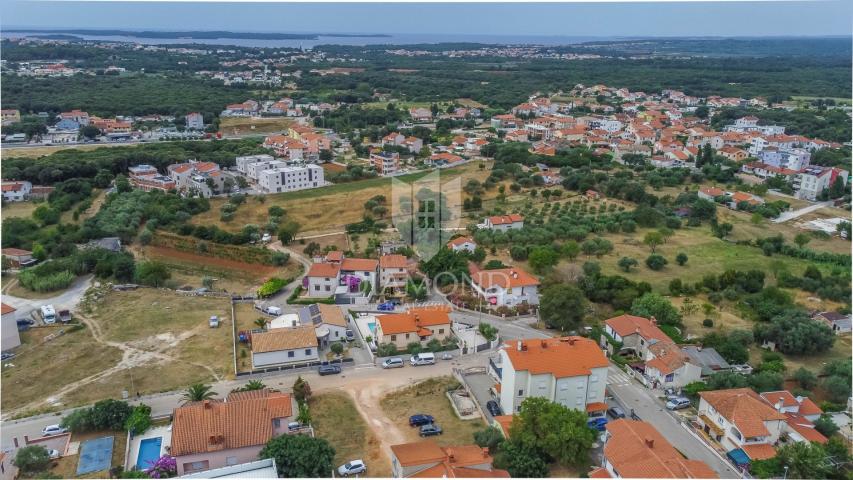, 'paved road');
1,275,93,316
0,351,484,451
772,200,832,223
606,366,739,478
